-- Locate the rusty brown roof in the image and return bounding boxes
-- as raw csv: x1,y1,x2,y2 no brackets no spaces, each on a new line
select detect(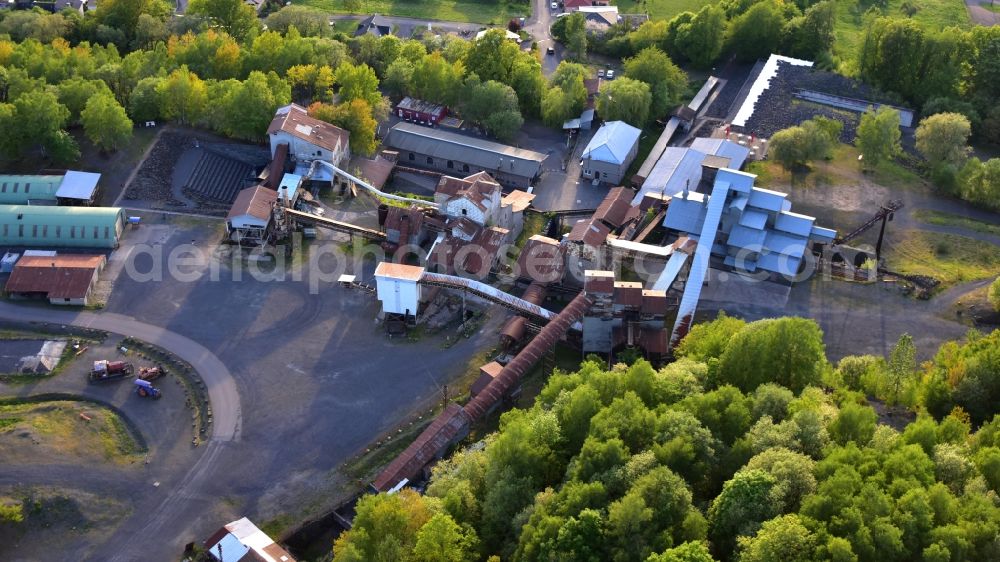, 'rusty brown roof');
584,270,615,294
383,206,425,239
374,262,425,281
594,186,635,229
516,235,565,284
267,104,349,154
641,289,668,314
614,281,643,308
6,254,105,299
435,172,500,212
502,190,536,213
351,154,396,190
373,403,470,491
567,218,610,246
228,185,278,222
462,226,508,276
